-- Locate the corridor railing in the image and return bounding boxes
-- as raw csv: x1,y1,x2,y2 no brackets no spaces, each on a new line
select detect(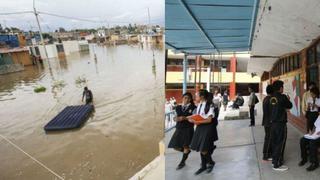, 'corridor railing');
165,111,176,133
